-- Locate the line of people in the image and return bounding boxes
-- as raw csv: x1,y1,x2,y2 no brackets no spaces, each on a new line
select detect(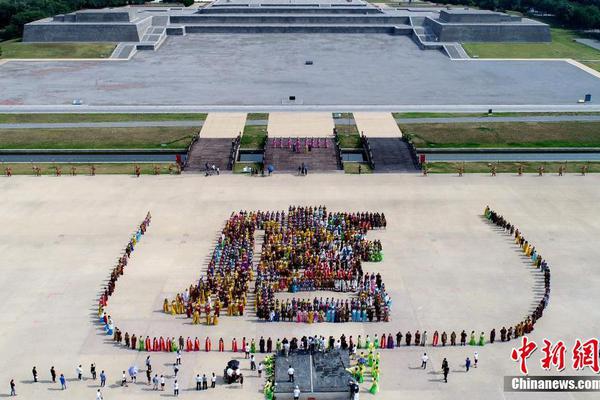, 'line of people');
484,206,551,340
